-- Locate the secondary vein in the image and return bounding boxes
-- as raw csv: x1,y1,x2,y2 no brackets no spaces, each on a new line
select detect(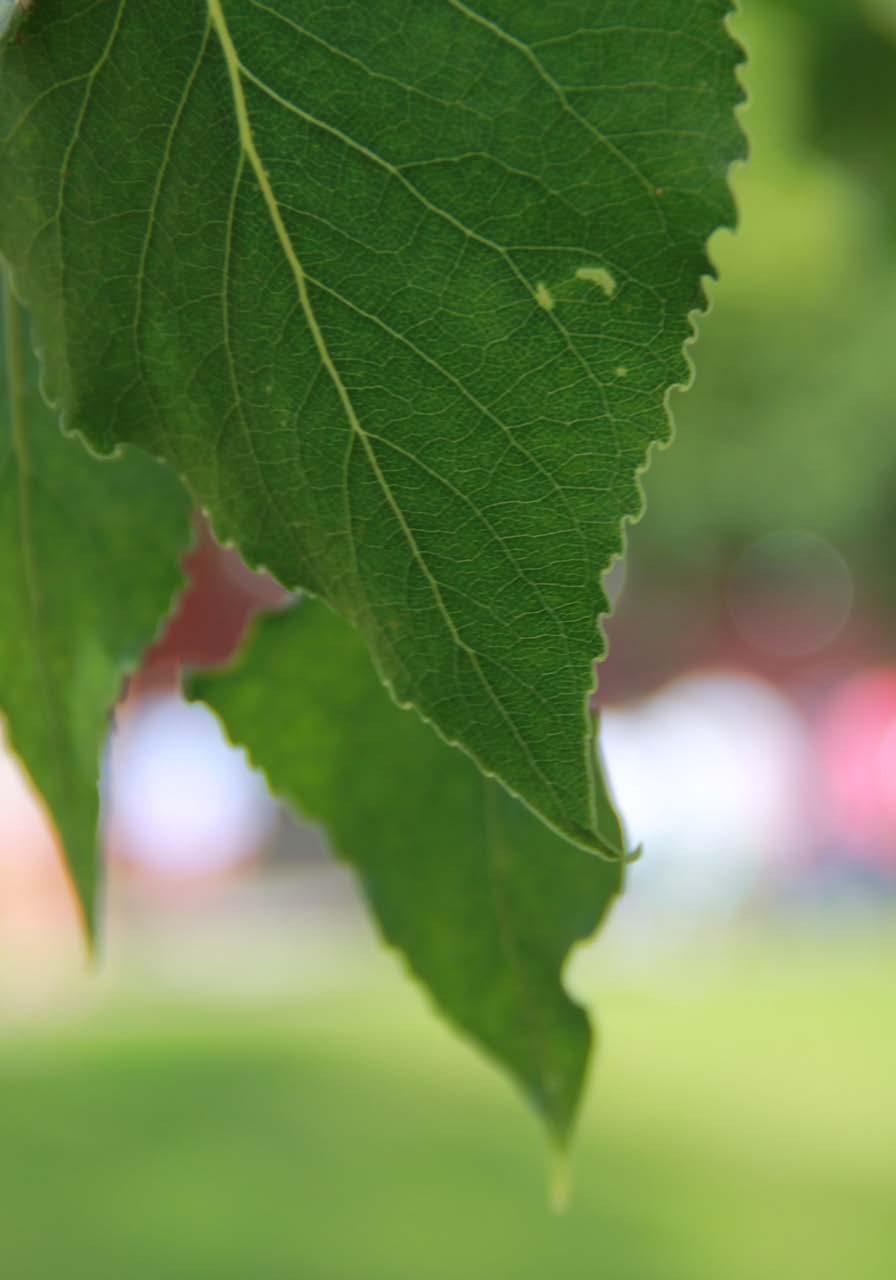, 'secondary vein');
206,0,466,642
205,0,624,855
205,0,557,785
